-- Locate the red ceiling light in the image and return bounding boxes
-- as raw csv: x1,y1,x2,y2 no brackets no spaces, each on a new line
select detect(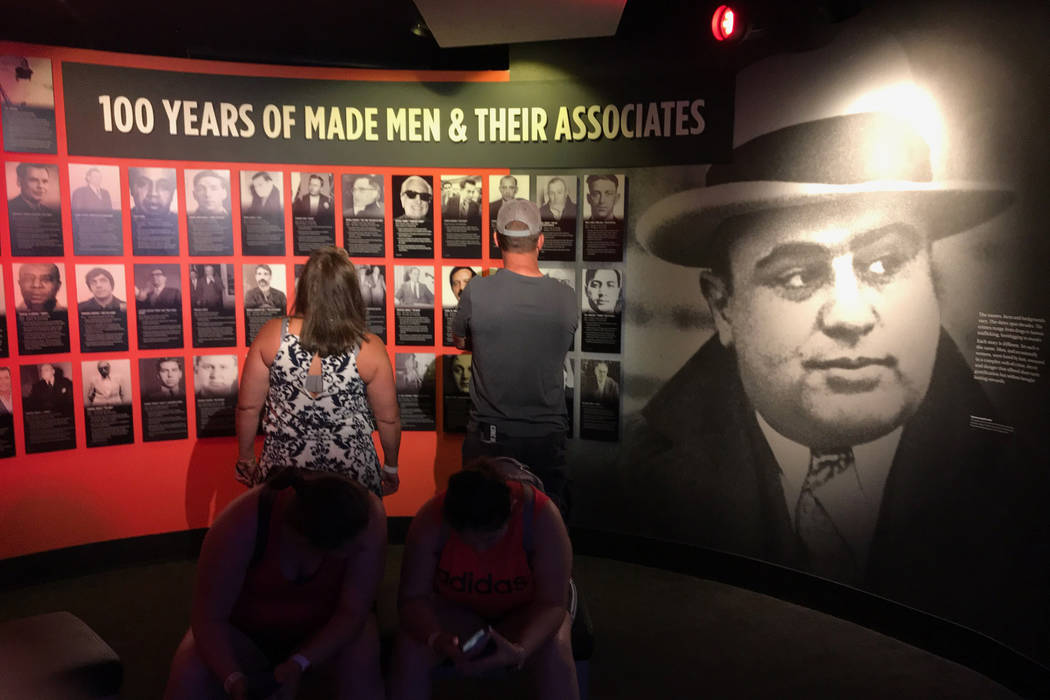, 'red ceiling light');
711,5,739,42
